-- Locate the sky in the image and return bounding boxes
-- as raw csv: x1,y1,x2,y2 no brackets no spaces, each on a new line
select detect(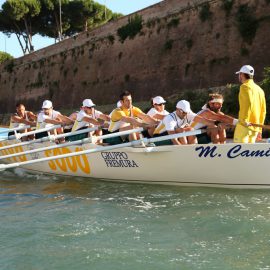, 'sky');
0,0,162,58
